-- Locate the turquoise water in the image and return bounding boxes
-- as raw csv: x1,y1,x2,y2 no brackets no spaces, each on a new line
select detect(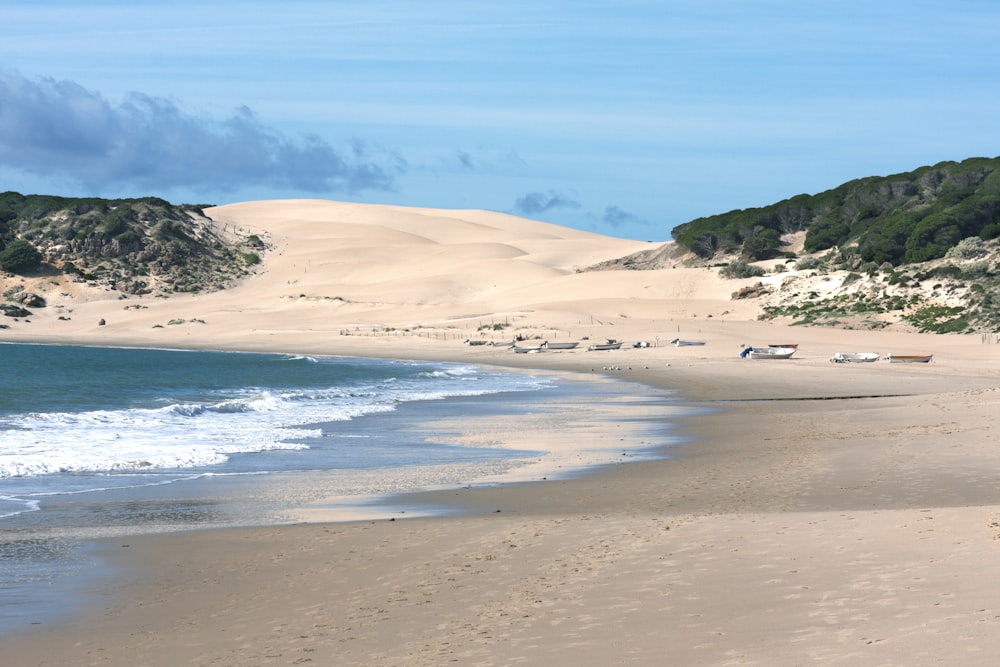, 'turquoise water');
0,342,676,633
0,343,553,631
0,343,551,491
